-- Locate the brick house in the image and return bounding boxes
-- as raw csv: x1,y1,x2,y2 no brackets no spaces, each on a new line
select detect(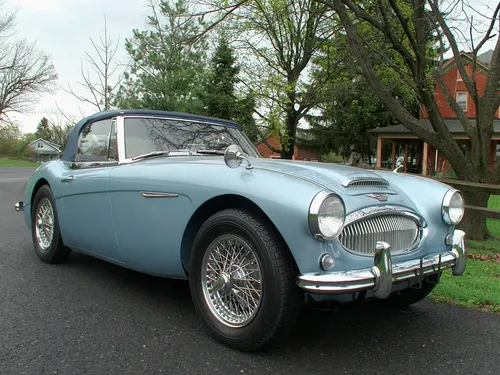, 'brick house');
256,134,322,161
369,50,500,176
